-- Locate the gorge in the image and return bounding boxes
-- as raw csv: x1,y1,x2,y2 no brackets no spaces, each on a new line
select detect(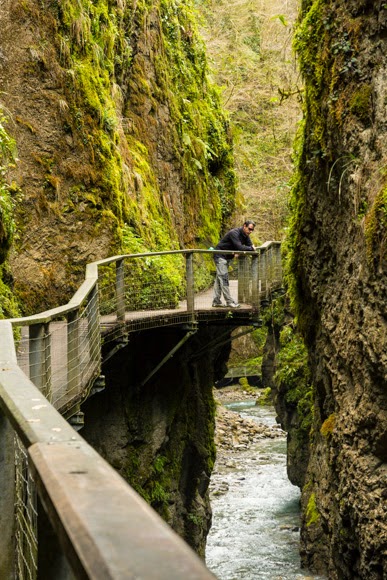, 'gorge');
0,0,386,579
